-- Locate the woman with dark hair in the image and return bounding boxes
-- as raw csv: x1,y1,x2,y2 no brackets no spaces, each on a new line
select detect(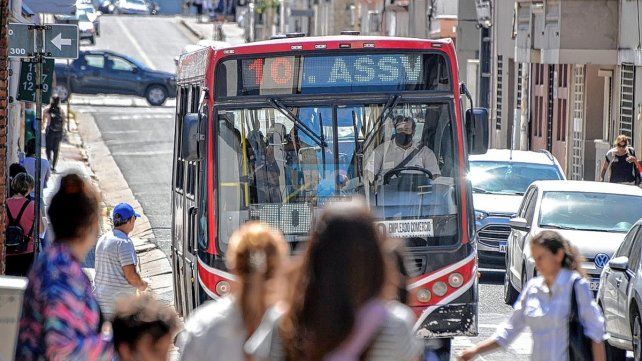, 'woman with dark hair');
44,94,65,172
458,230,606,361
16,173,113,360
247,200,422,361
